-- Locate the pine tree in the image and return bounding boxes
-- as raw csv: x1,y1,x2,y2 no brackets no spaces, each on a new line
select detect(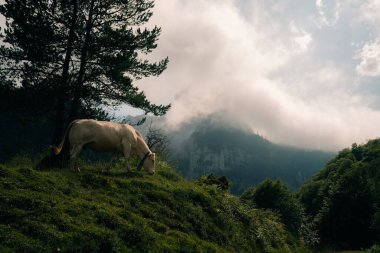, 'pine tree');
0,0,169,145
